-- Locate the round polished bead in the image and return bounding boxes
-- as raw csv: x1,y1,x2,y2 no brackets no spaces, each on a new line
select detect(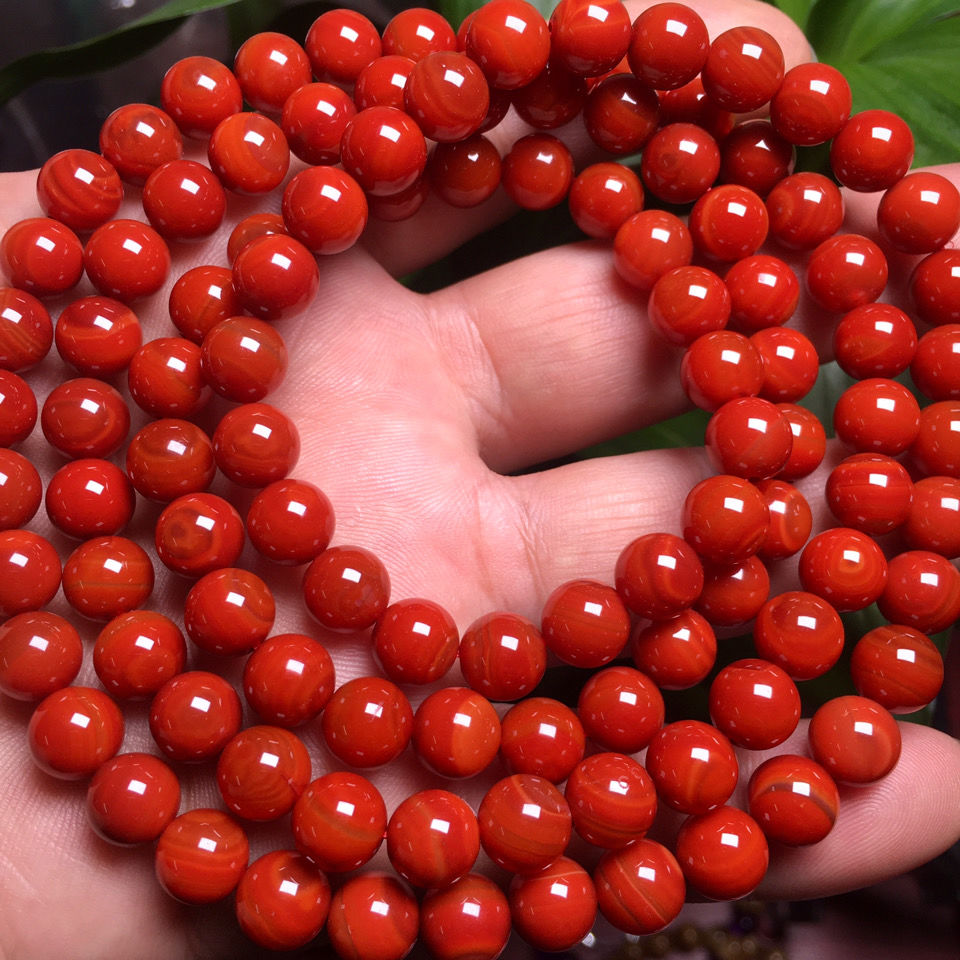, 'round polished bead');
212,401,299,488
834,302,918,380
54,295,141,377
627,2,708,89
879,549,960,634
809,695,901,784
500,696,585,783
233,31,310,114
613,208,691,292
41,376,129,459
719,120,794,198
641,122,720,204
549,0,630,76
45,458,134,539
0,370,38,446
709,658,800,750
366,176,429,222
582,74,660,155
910,400,960,477
724,254,798,333
645,719,738,815
292,772,386,872
404,51,488,142
412,686,501,779
429,134,501,208
93,609,186,700
28,685,123,778
689,184,769,262
458,611,546,701
200,316,287,403
0,611,82,700
682,473,769,565
910,249,960,327
831,108,914,192
207,111,289,195
648,265,730,347
149,670,242,762
0,530,61,617
630,609,716,690
594,839,686,935
0,286,52,370
465,0,549,89
387,789,479,888
509,856,596,952
747,754,839,846
702,26,784,112
540,578,630,668
826,453,913,535
807,233,888,314
160,56,242,138
752,326,819,403
83,219,170,302
568,162,643,240
766,171,844,250
420,874,511,960
676,806,769,900
615,532,704,620
851,623,944,713
340,105,427,197
577,665,664,753
753,590,843,681
776,402,826,480
235,851,331,952
373,597,458,686
904,475,960,557
770,62,851,145
86,752,180,845
303,545,390,631
877,170,960,254
705,396,793,480
322,675,413,768
565,751,656,848
125,418,215,502
834,377,920,455
231,233,319,321
696,555,770,627
184,567,274,656
1,217,83,297
282,81,355,164
0,449,42,530
282,165,368,256
61,535,153,621
127,337,209,420
911,325,960,401
246,478,334,566
305,9,381,84
141,159,225,241
680,330,763,412
99,102,182,183
154,491,244,578
510,61,588,131
226,213,287,265
799,527,887,612
382,7,455,60
326,874,418,960
168,264,243,343
502,133,574,210
659,75,734,139
155,809,248,905
478,774,571,874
